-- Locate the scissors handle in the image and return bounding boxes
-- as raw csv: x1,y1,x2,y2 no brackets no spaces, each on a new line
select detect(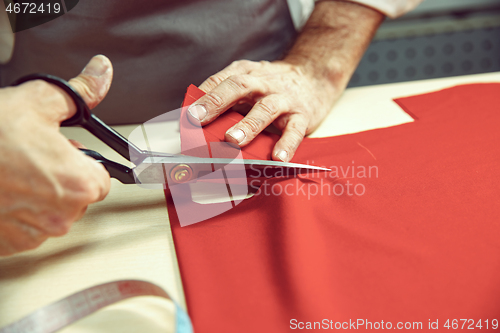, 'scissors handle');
80,149,137,184
10,74,144,164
